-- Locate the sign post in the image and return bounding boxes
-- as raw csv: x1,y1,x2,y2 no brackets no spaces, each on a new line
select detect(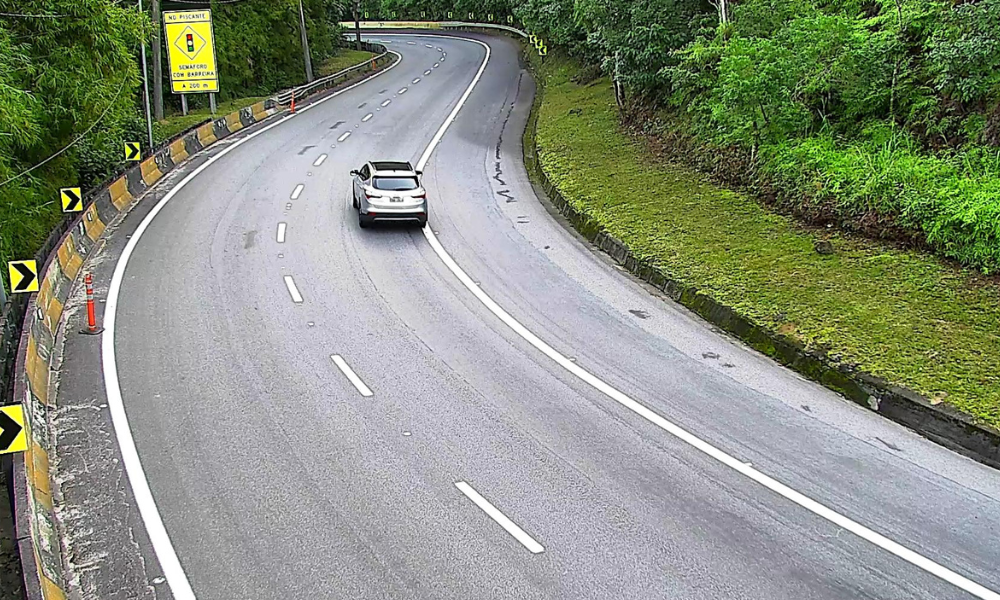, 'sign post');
164,9,219,94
